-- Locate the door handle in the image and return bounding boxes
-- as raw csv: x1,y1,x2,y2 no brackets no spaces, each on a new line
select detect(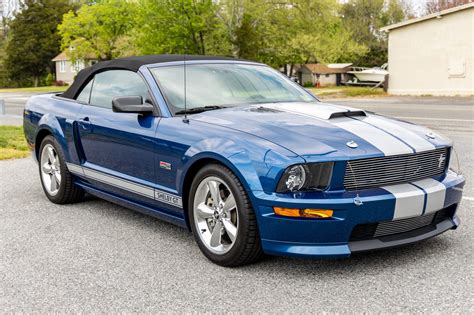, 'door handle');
78,117,91,129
